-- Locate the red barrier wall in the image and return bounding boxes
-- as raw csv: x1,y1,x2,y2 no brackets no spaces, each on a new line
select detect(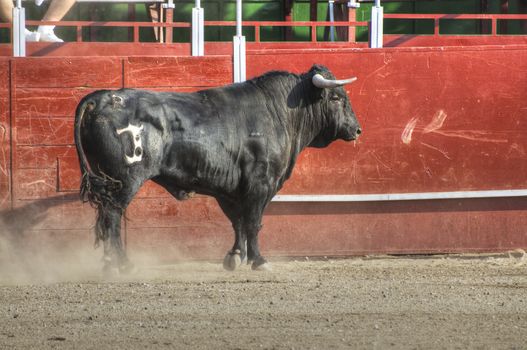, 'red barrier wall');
247,46,527,194
1,46,527,261
0,59,9,211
